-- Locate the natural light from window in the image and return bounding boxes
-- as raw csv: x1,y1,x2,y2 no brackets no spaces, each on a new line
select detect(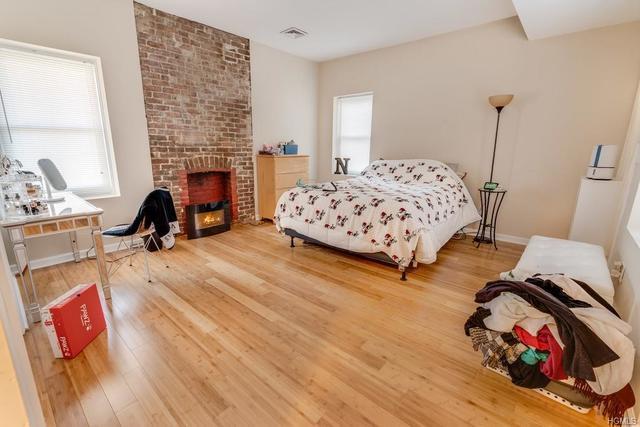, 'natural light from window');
332,93,373,174
627,179,640,247
0,40,118,198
